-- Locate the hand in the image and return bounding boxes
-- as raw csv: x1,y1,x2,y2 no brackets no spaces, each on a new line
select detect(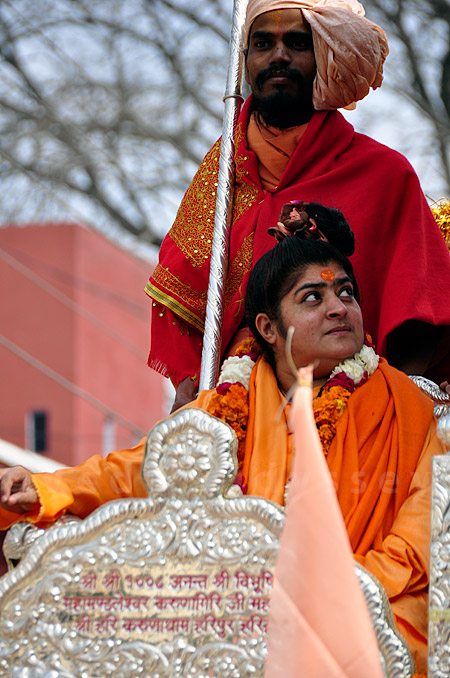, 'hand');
170,376,198,413
0,466,40,514
440,381,450,396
